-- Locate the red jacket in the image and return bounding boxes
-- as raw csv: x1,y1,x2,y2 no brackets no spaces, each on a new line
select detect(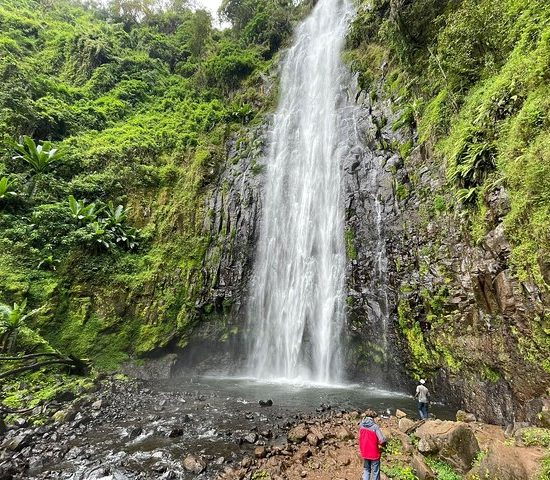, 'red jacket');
358,417,386,460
